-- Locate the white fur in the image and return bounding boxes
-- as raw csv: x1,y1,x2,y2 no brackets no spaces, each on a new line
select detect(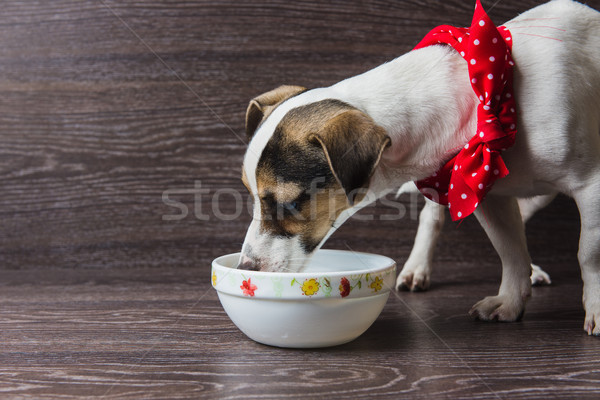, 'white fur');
242,0,600,334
